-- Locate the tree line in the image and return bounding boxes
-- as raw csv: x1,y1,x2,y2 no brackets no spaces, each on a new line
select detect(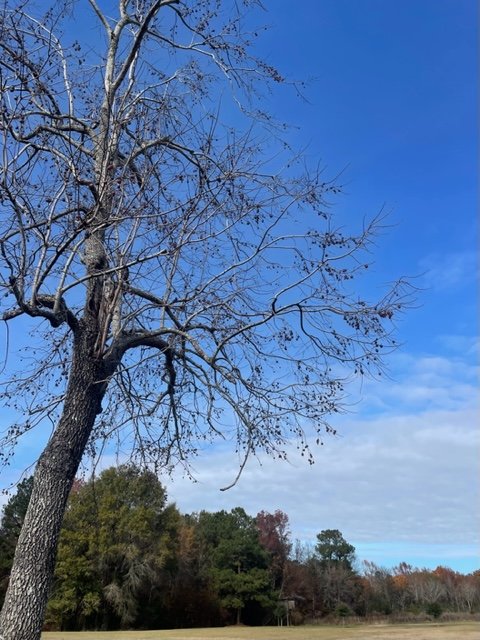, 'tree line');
1,466,478,631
